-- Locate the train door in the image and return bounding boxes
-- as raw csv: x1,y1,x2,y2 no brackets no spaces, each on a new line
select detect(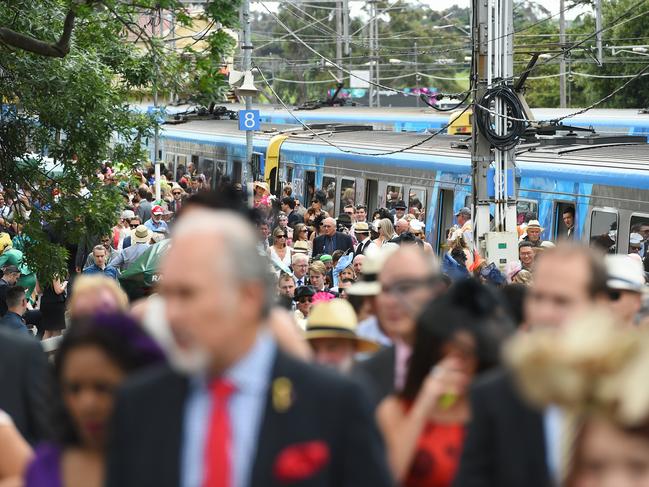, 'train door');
553,201,575,240
365,179,378,210
232,160,242,183
436,189,455,253
408,186,427,215
588,208,618,254
305,171,316,205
